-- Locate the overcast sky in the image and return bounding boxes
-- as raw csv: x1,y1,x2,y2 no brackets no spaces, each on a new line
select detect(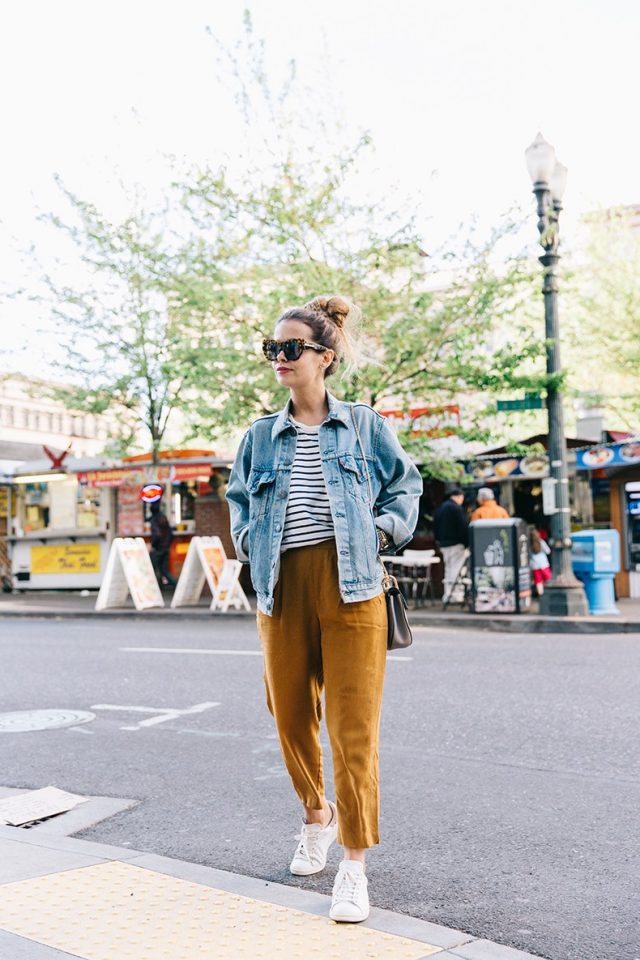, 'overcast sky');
2,0,639,373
